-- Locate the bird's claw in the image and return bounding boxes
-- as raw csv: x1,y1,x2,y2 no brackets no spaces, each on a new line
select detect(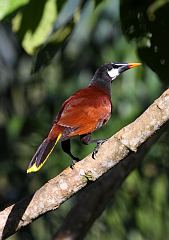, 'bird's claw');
92,139,107,159
92,149,98,159
70,158,80,169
